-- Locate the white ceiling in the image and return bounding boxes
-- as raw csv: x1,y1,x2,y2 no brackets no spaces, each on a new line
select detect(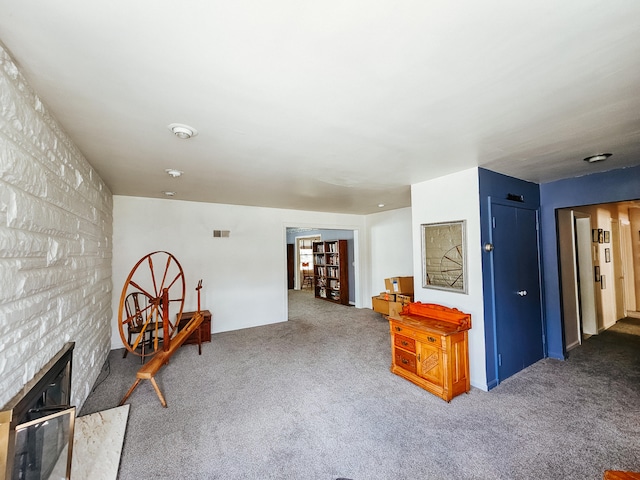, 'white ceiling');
1,1,639,214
